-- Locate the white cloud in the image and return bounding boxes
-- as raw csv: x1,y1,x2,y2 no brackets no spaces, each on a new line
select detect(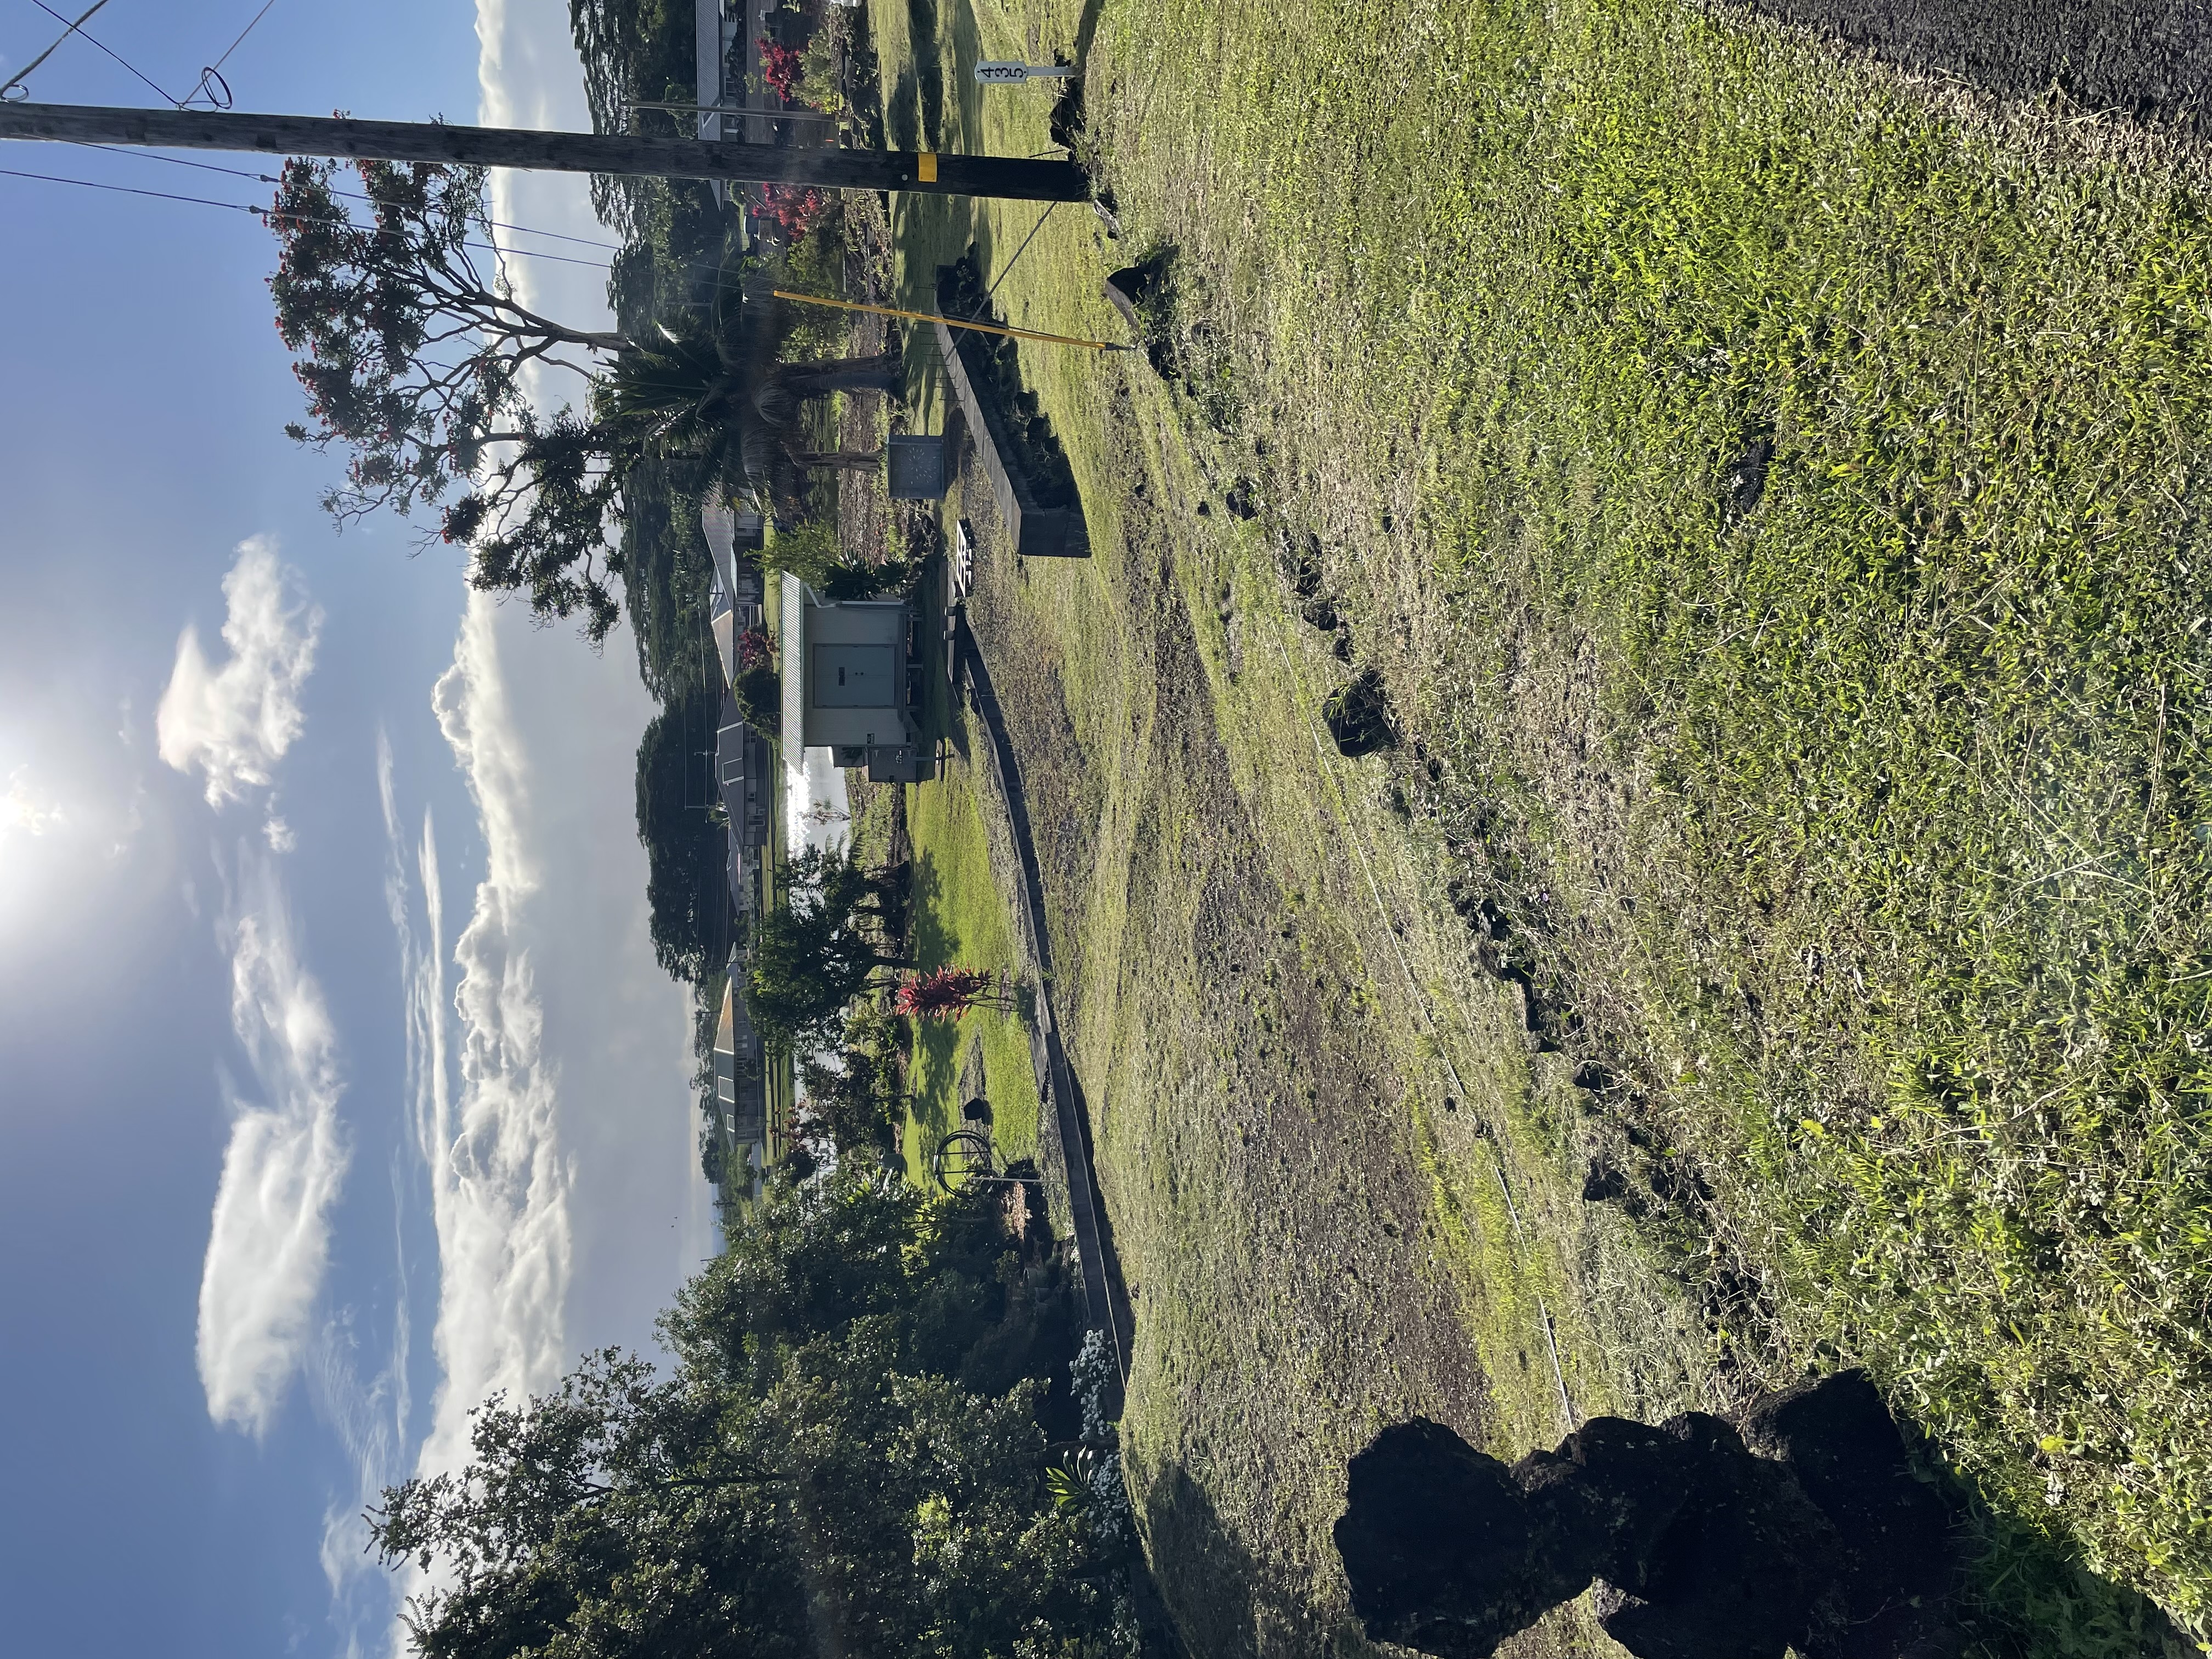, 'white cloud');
308,1302,406,1599
352,0,707,1522
157,537,321,810
196,855,351,1436
263,814,296,854
414,595,574,1481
